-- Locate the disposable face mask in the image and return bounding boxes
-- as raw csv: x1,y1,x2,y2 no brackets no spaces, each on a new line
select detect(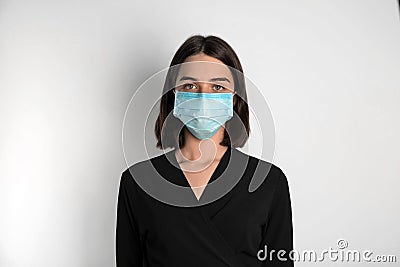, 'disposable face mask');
173,91,234,140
